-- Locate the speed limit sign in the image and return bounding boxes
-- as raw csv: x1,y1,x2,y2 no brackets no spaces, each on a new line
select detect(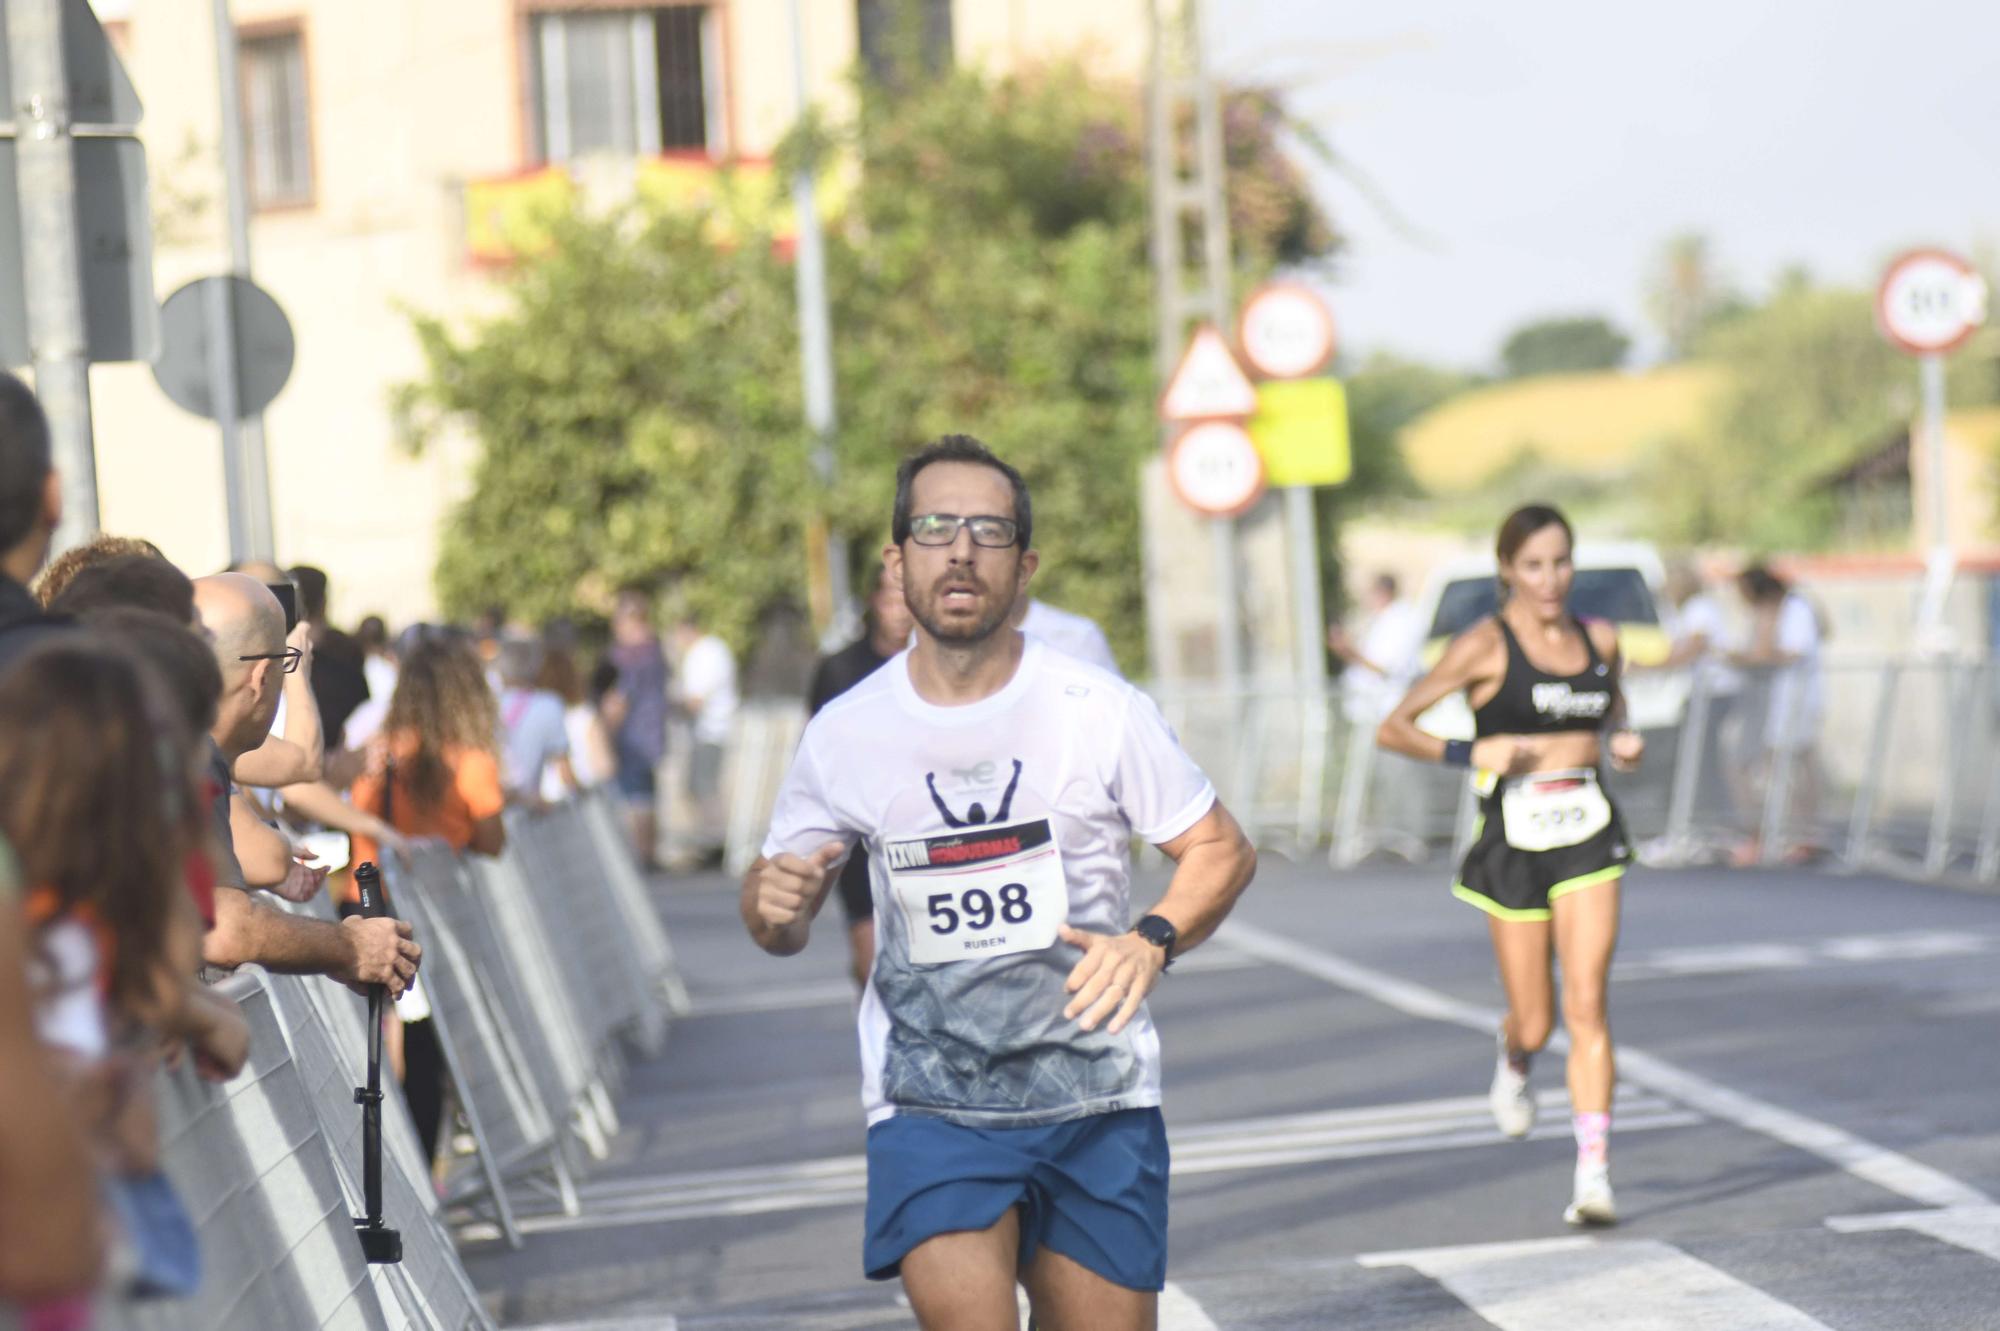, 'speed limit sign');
1167,420,1266,518
1877,250,1989,356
